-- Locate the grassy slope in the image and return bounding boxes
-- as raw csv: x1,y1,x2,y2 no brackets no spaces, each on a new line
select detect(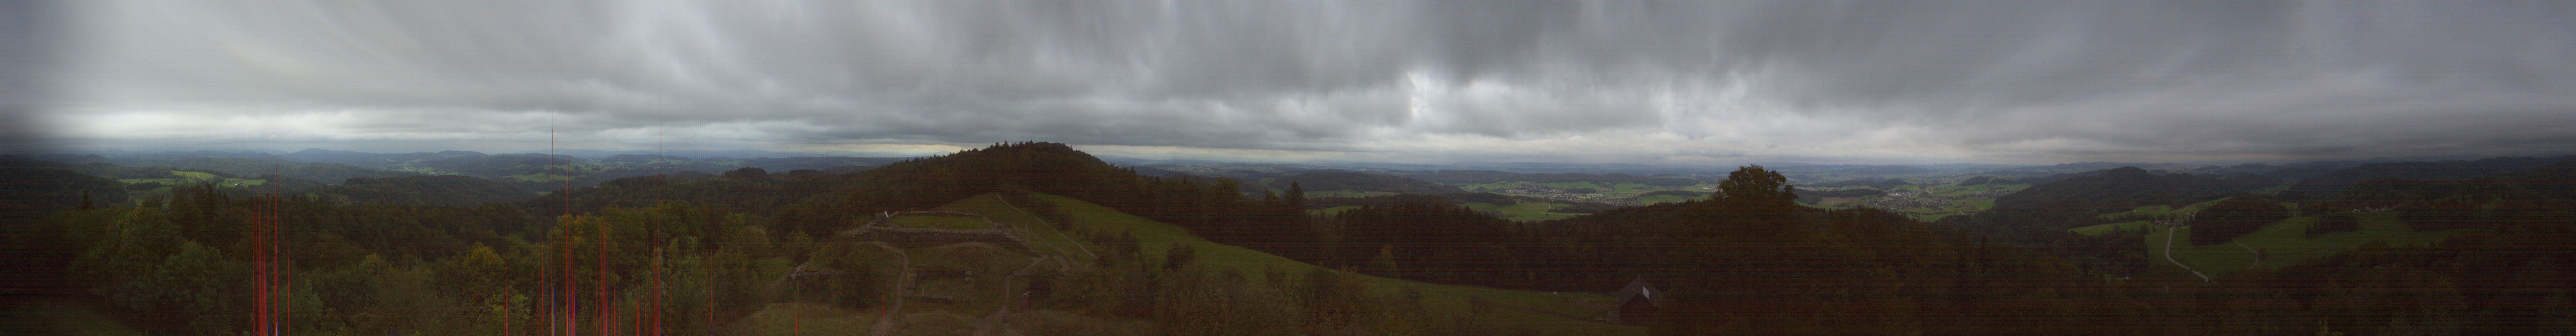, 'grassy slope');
886,214,995,230
942,193,1643,335
2144,212,2461,278
169,170,217,180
